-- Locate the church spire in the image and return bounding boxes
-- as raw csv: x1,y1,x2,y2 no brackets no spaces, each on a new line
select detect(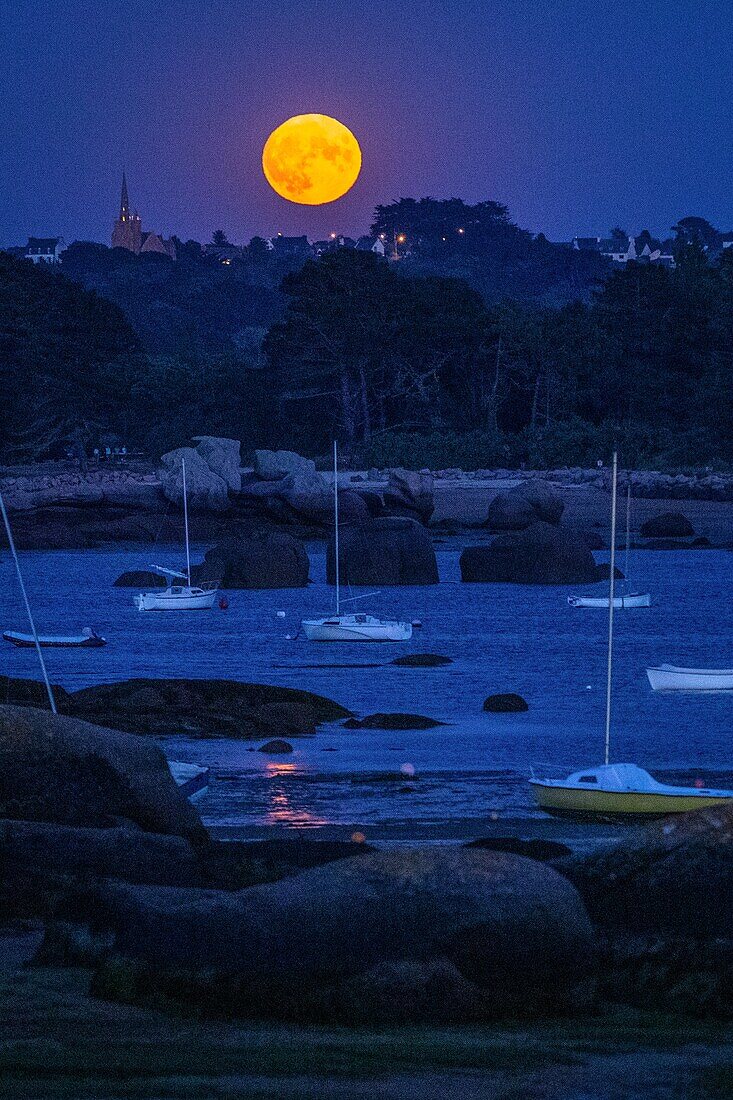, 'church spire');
120,171,129,222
